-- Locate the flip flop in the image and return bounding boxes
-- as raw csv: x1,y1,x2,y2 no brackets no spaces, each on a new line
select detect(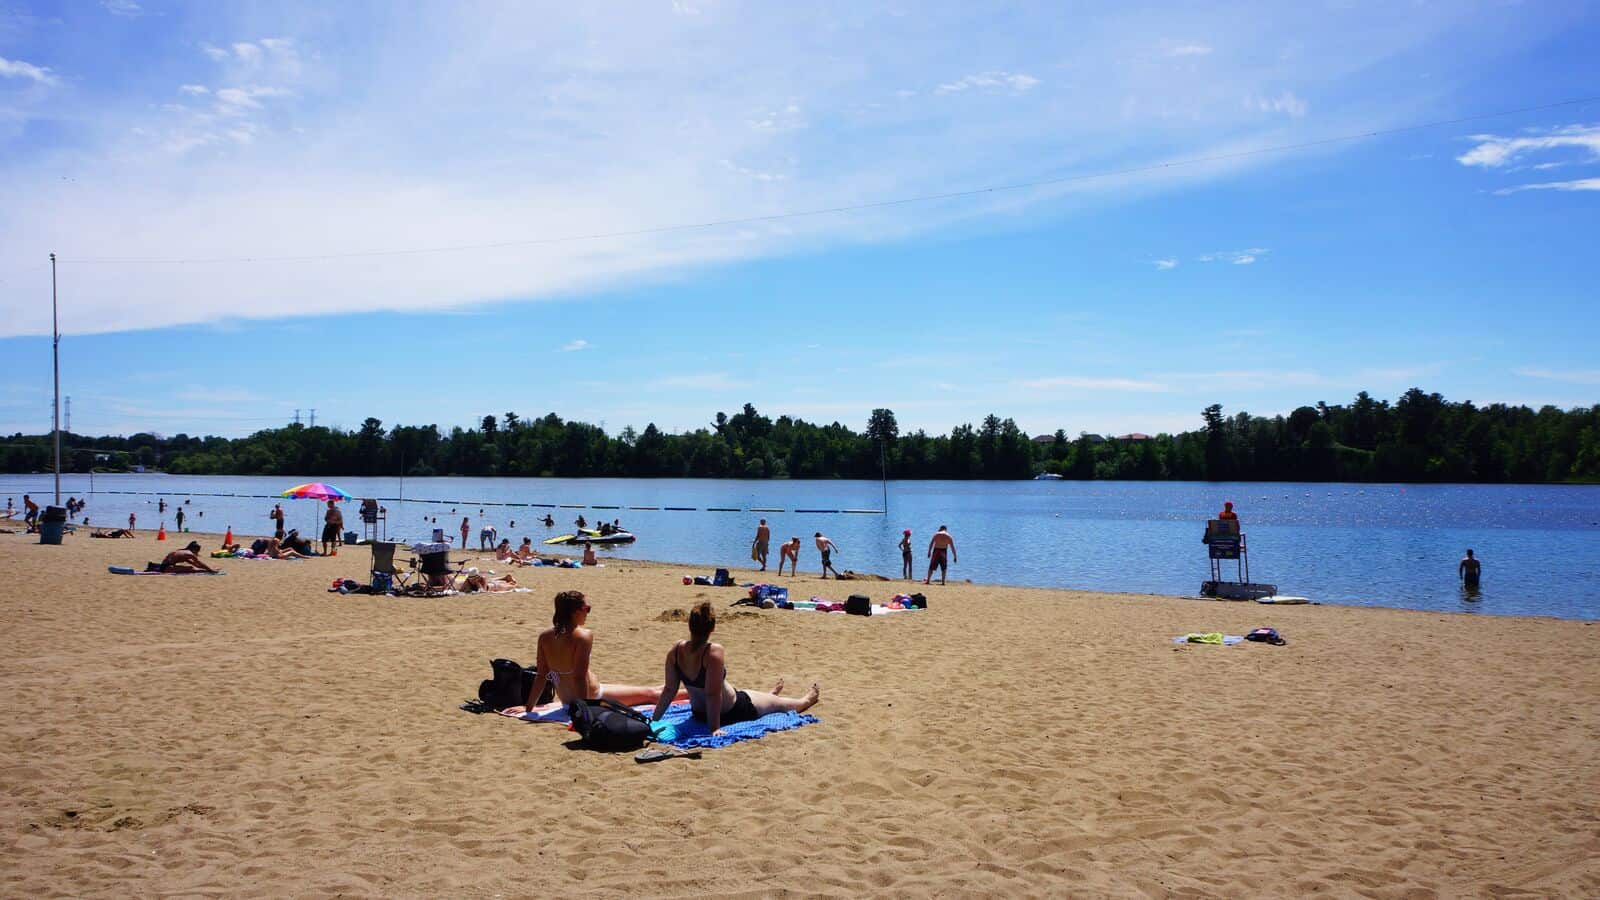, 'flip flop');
635,747,702,764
